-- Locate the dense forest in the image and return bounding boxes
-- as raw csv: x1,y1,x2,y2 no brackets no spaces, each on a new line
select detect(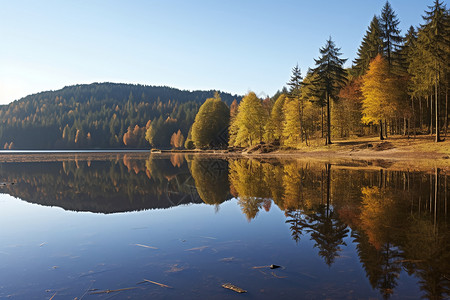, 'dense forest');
0,83,241,149
0,1,448,150
188,1,449,149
